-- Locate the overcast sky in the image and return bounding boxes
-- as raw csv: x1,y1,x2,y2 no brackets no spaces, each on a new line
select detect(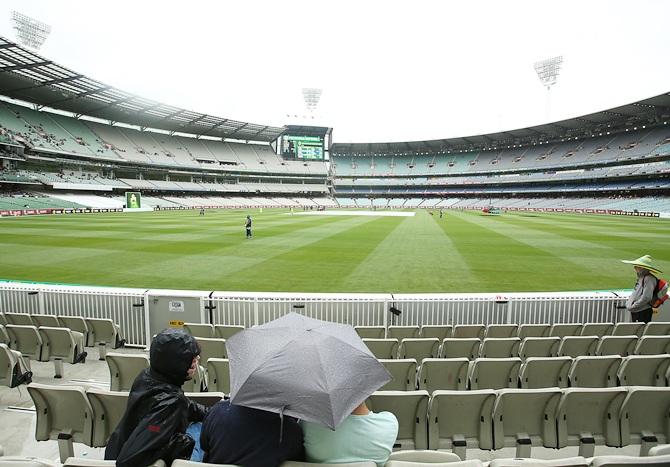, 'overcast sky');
2,0,669,143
